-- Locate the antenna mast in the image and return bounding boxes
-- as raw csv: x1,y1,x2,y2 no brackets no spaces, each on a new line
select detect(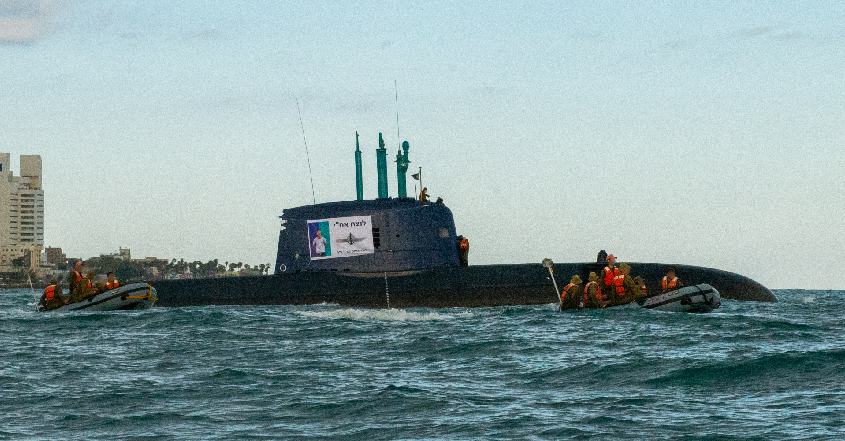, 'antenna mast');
395,79,400,148
296,98,317,205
